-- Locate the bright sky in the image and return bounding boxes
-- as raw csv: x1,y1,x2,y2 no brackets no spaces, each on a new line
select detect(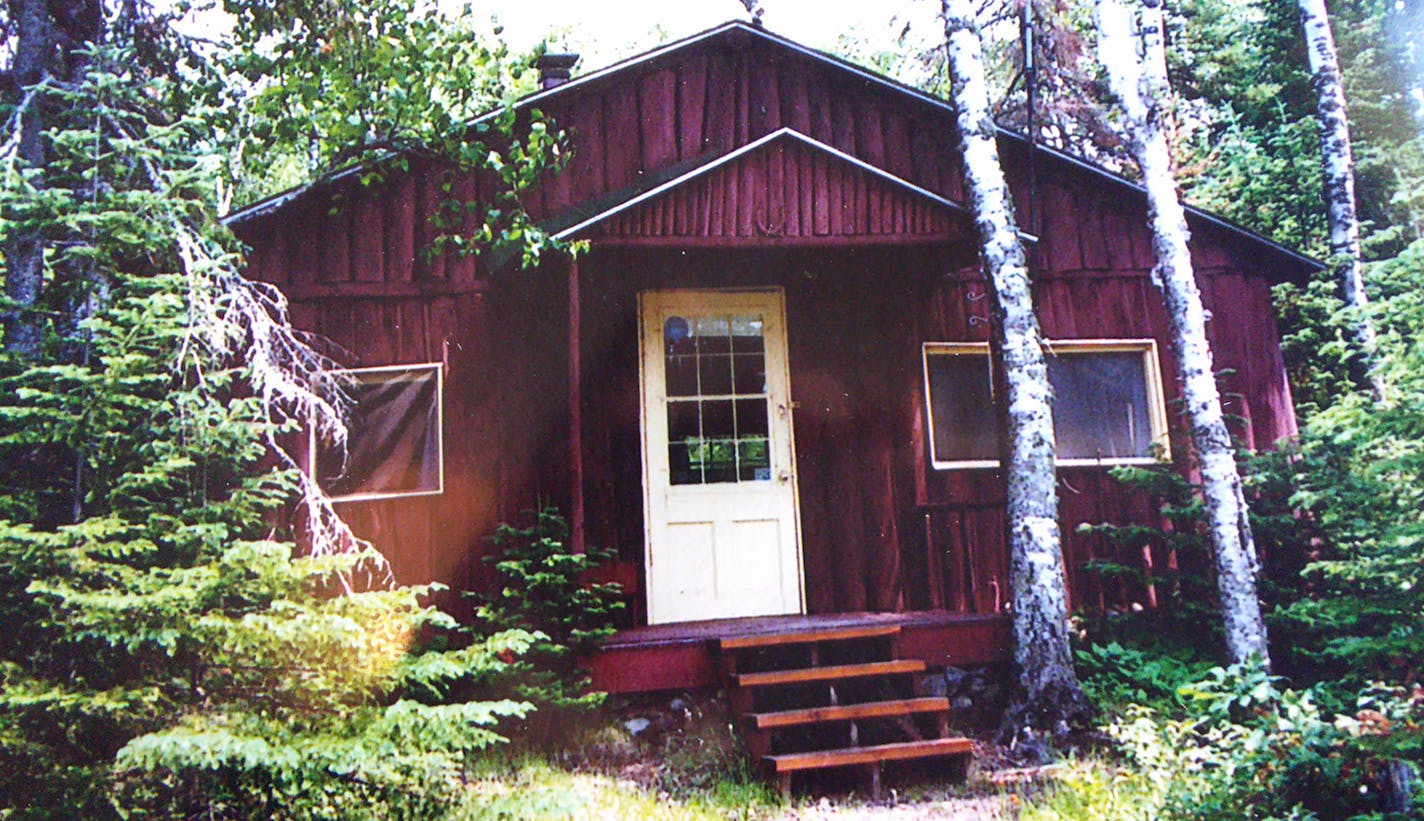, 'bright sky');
175,0,947,83
477,0,944,72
